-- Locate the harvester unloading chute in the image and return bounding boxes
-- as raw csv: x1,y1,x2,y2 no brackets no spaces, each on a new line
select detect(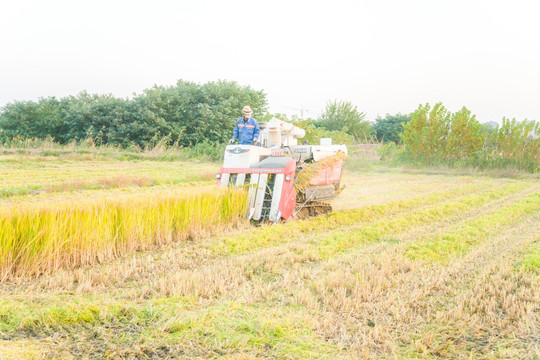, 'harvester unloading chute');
217,118,347,222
